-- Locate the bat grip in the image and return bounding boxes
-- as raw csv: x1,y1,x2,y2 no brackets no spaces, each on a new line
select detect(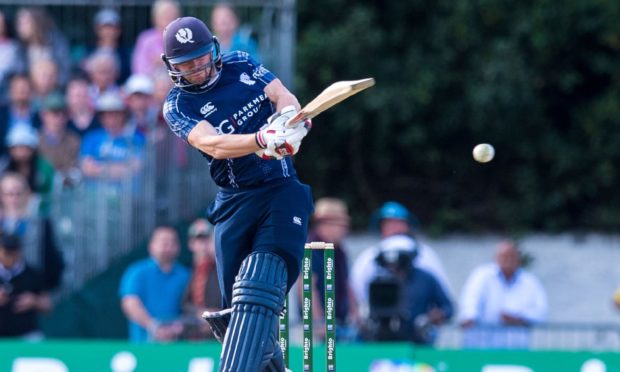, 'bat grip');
285,113,305,128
